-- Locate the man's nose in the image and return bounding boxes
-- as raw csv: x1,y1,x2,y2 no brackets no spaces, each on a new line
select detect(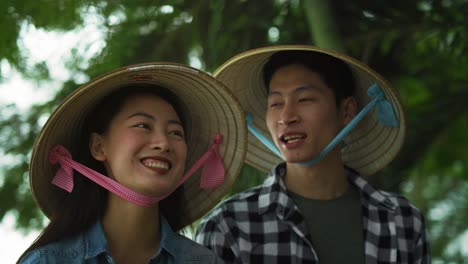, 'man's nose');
278,103,300,126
